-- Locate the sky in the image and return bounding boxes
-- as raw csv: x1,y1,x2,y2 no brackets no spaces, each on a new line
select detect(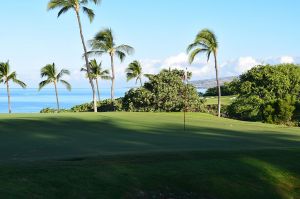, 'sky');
0,0,299,88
